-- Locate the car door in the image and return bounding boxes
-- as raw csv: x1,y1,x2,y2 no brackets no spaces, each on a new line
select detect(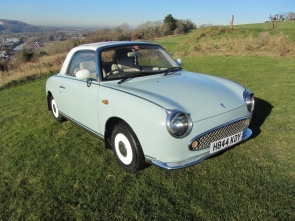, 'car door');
58,51,101,136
